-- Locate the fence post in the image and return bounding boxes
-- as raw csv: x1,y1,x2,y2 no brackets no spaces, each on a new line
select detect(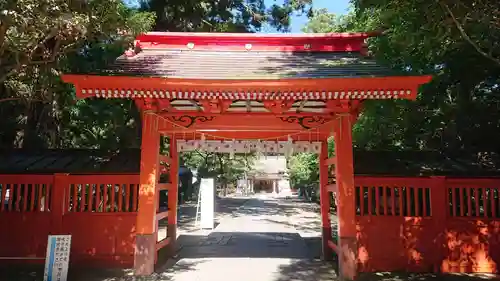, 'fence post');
430,176,447,272
51,173,69,234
